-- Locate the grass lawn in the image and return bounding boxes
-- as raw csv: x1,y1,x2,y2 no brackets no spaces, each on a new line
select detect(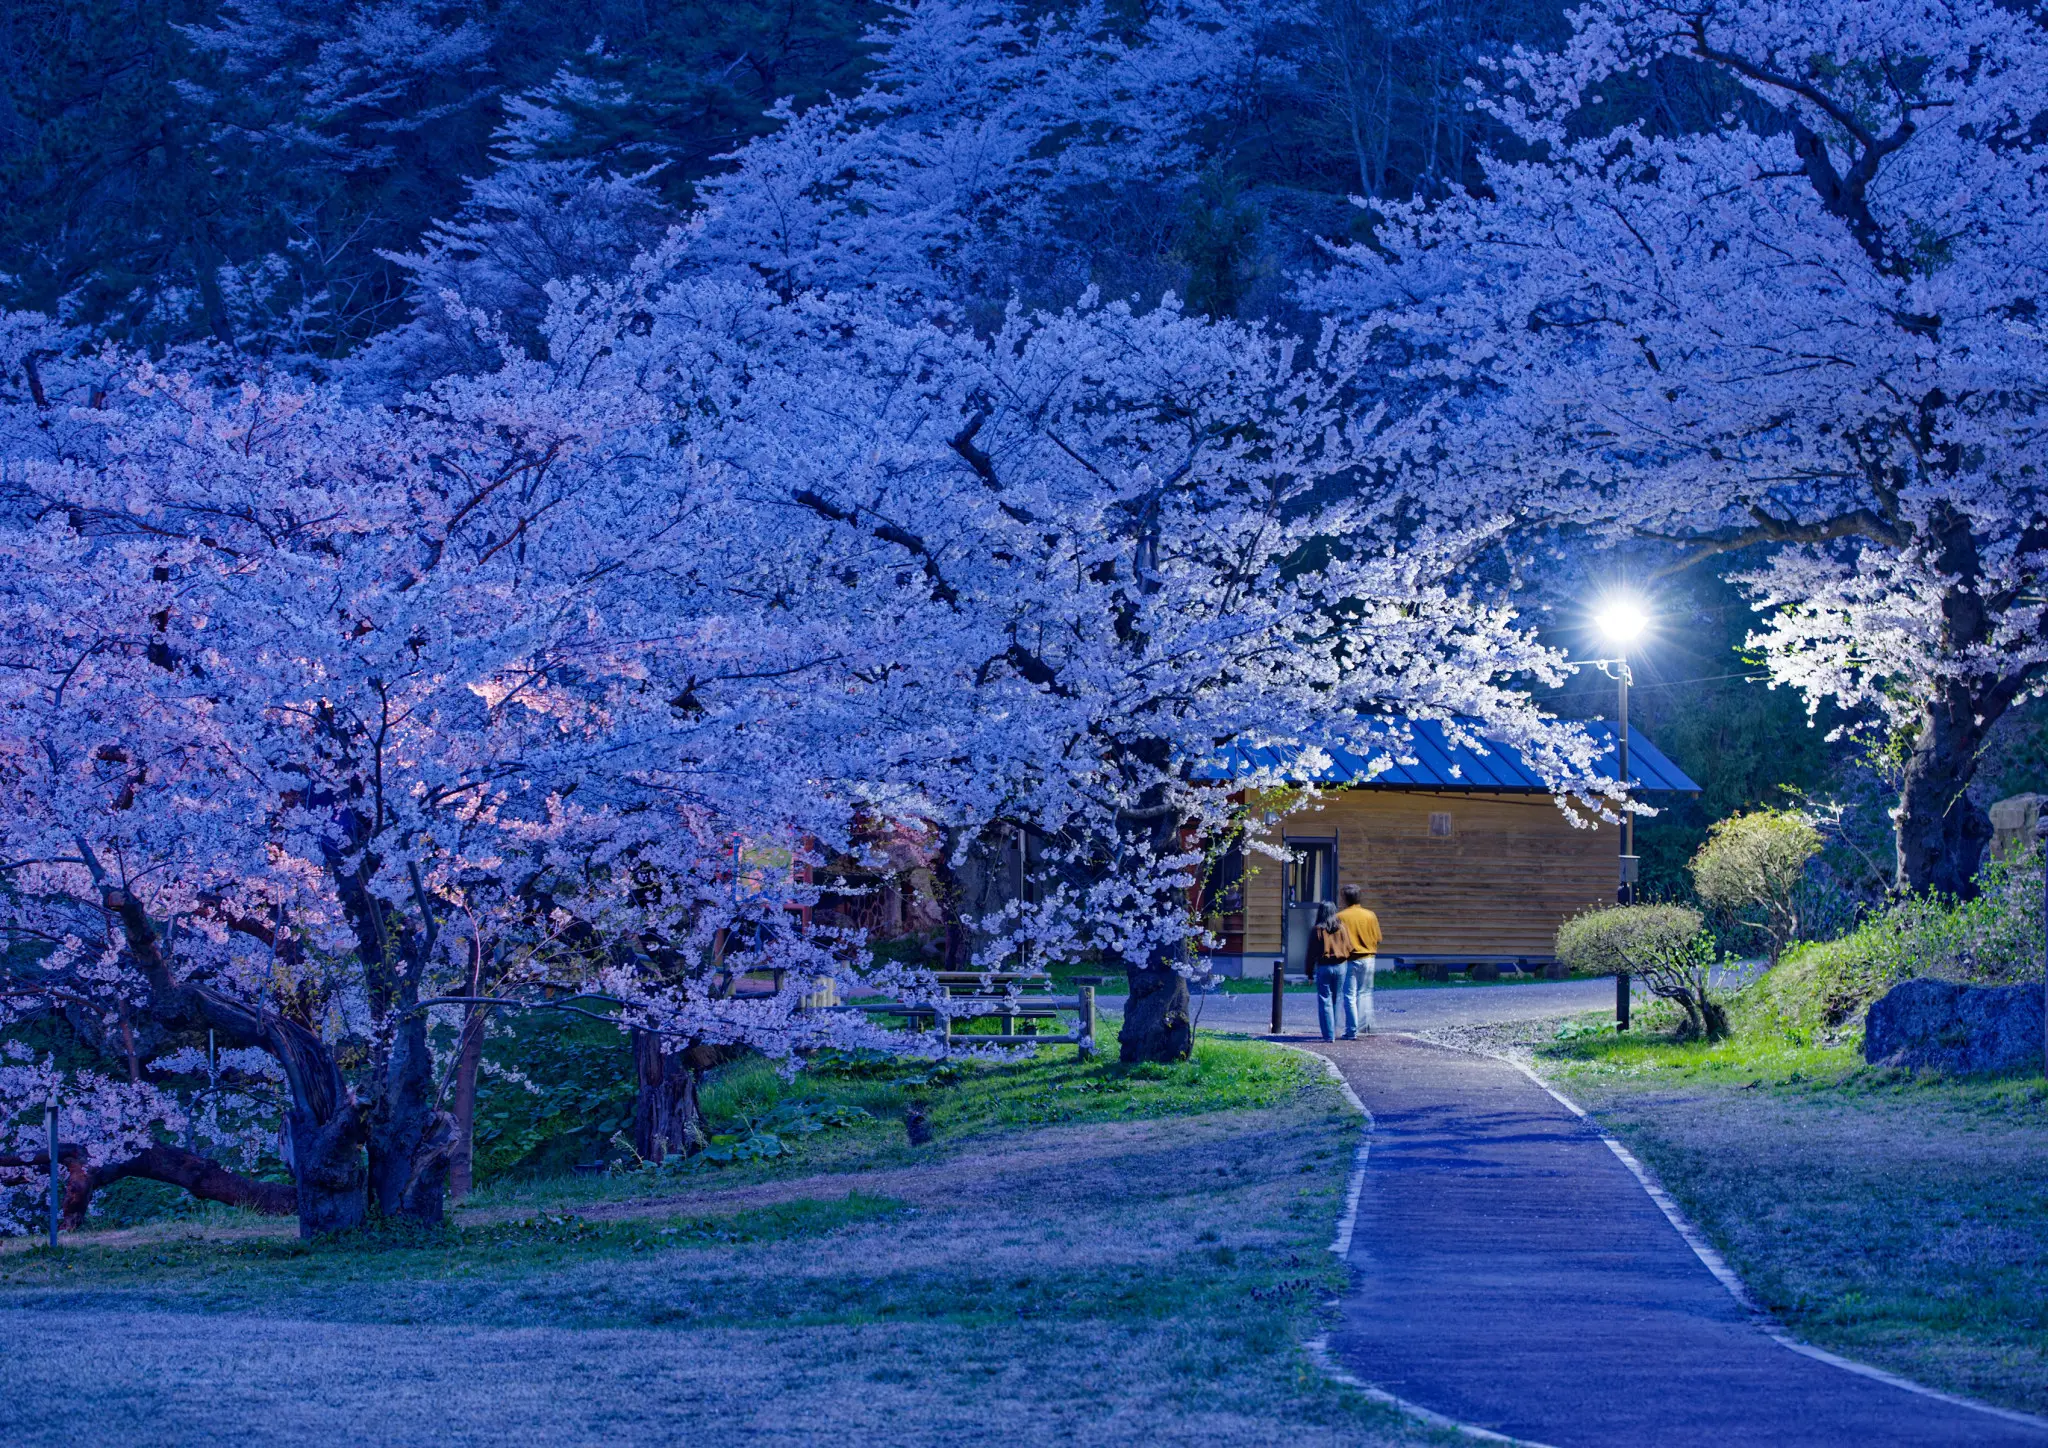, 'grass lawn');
0,1038,1431,1448
1530,1008,2048,1417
